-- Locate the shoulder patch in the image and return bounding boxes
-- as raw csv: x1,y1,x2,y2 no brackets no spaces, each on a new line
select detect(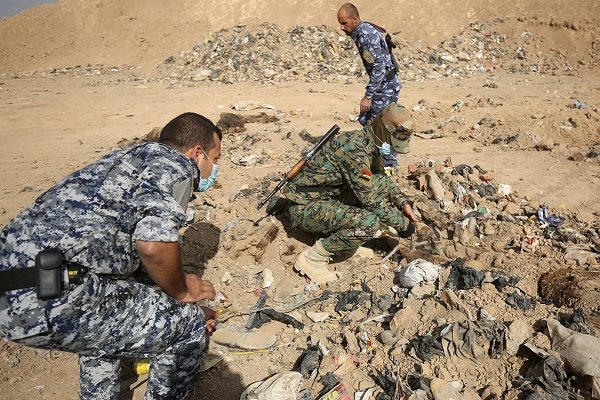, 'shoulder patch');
362,49,375,64
358,168,373,181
